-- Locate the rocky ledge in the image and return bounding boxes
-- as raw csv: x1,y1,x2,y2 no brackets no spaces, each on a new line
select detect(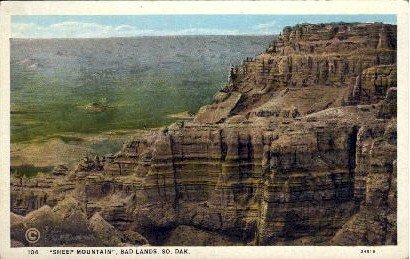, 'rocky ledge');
11,22,397,246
